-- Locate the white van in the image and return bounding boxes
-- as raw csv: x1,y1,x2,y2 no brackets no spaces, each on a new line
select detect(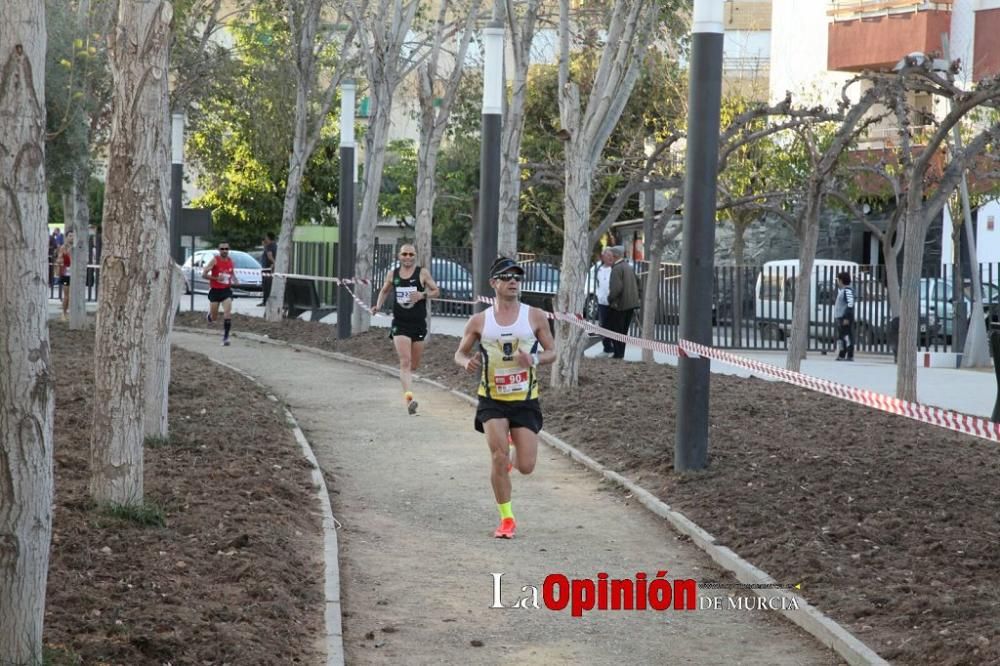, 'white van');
754,259,891,344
